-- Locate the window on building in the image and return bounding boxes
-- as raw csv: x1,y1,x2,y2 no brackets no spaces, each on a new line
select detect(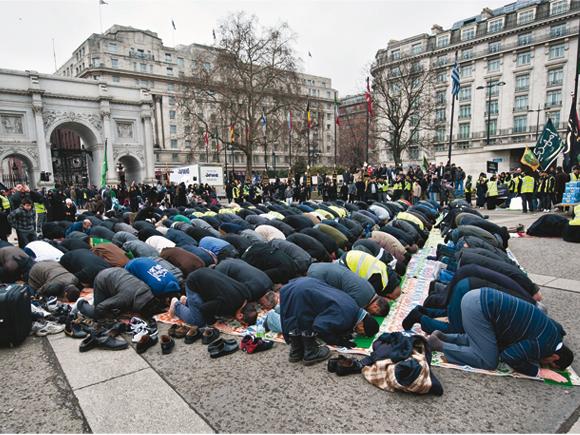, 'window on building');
487,58,501,72
459,123,471,139
549,43,565,59
461,48,473,60
391,49,401,60
166,67,174,76
167,83,175,91
459,104,471,119
411,42,422,55
435,127,446,142
515,95,529,111
436,90,446,105
515,74,530,91
516,51,532,66
461,27,476,41
112,75,120,83
165,53,172,62
488,100,499,115
546,90,562,107
517,8,536,24
185,140,192,149
486,118,498,136
170,139,178,149
548,68,564,86
488,79,502,97
169,96,176,106
436,55,447,66
435,108,446,122
111,58,119,68
436,71,447,83
93,75,100,80
91,57,100,67
177,57,184,67
487,18,504,33
108,42,117,53
170,125,177,134
436,34,450,48
488,41,501,53
550,0,570,16
169,110,176,120
460,65,473,78
548,111,561,127
513,115,528,132
172,153,180,162
140,63,147,72
550,23,567,37
518,33,532,46
458,85,472,101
